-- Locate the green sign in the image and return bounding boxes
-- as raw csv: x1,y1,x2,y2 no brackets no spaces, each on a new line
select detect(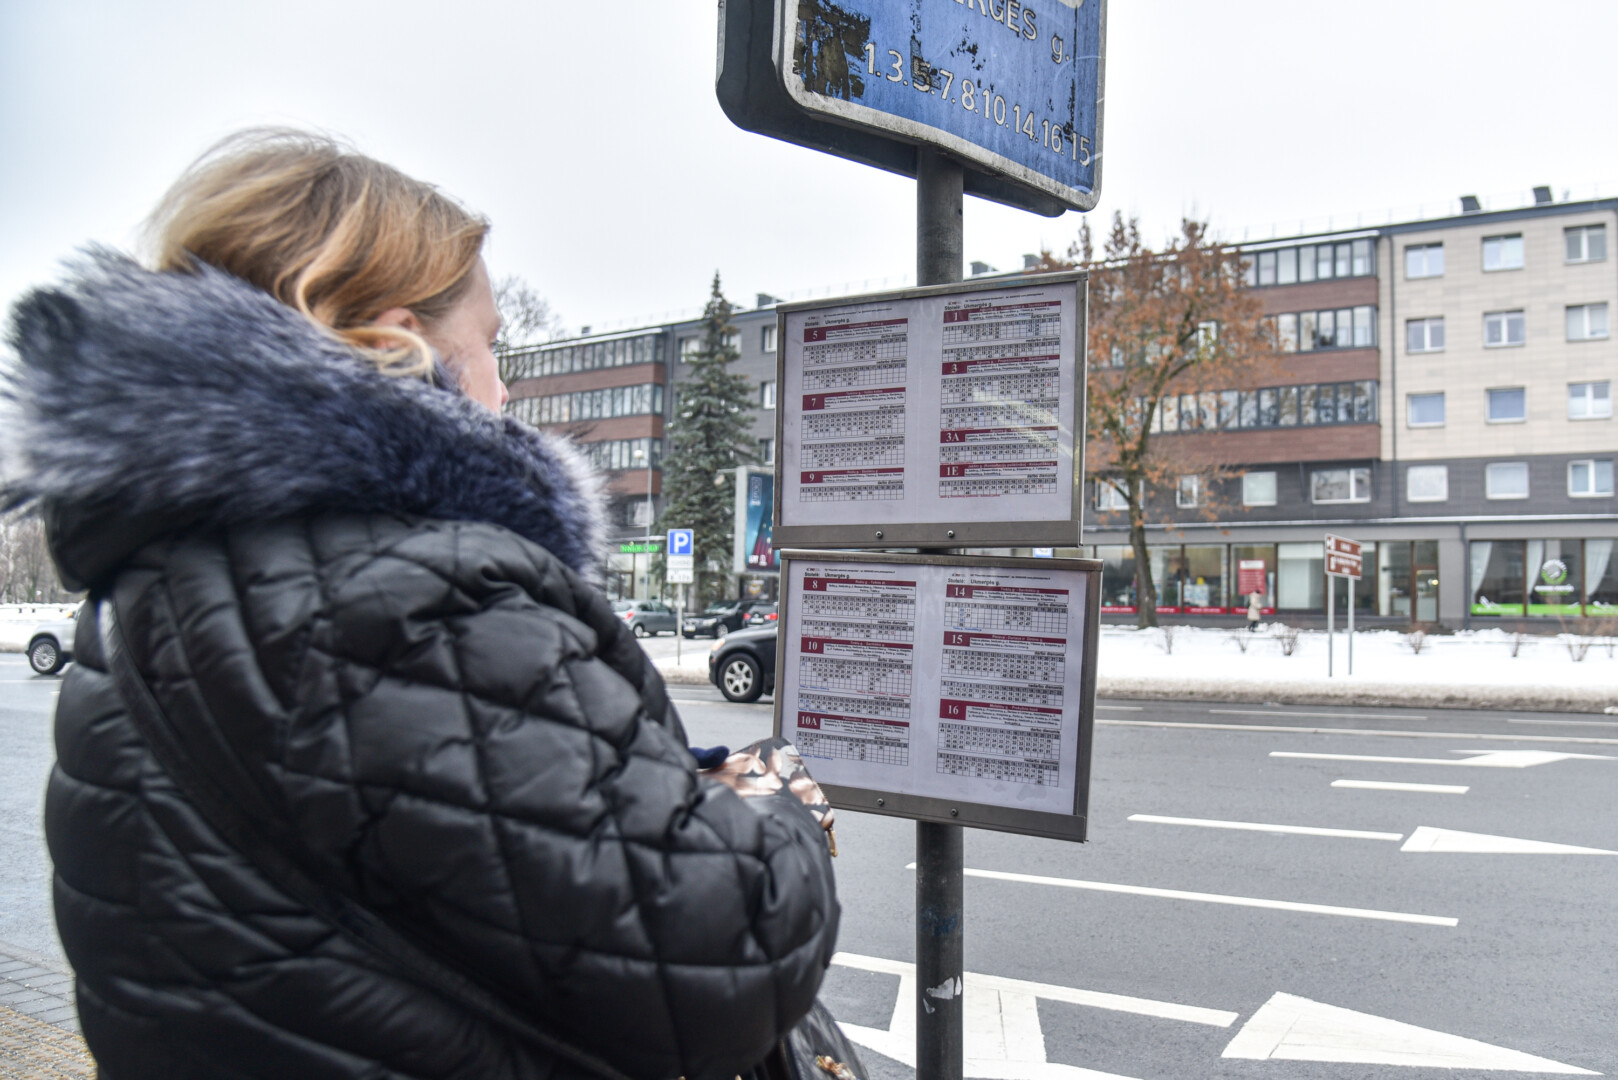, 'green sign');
619,540,663,554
